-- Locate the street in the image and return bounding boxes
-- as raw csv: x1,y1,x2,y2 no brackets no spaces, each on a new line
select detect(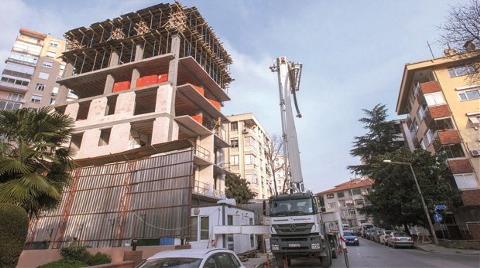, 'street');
288,238,480,268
